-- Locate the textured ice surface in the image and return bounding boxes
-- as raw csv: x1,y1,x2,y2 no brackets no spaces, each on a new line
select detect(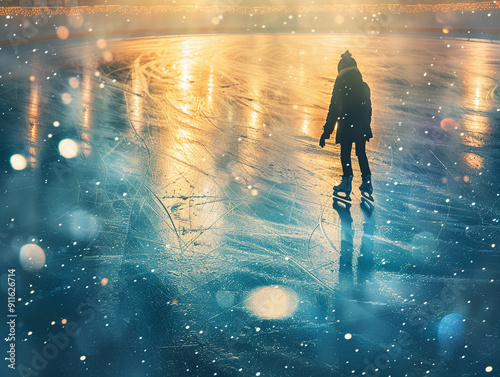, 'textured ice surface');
0,34,499,377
